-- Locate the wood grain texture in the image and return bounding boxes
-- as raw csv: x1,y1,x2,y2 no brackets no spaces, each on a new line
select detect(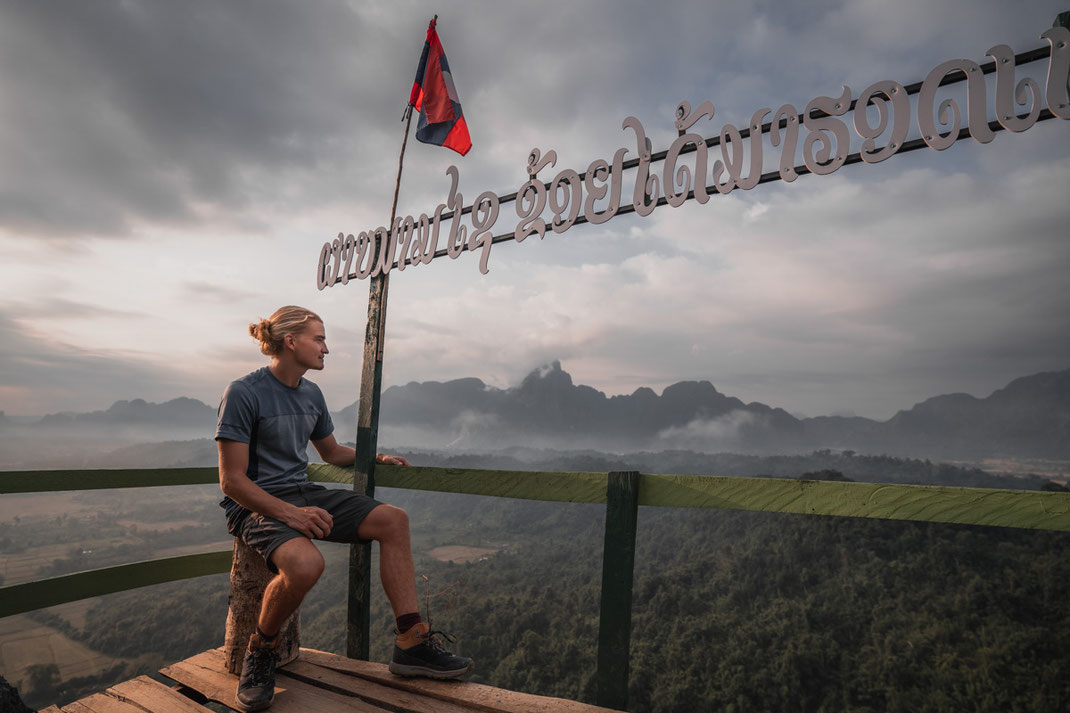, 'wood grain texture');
159,646,624,712
162,648,381,713
106,676,213,713
298,648,623,713
61,693,144,713
159,650,244,711
281,659,470,713
637,474,1070,530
